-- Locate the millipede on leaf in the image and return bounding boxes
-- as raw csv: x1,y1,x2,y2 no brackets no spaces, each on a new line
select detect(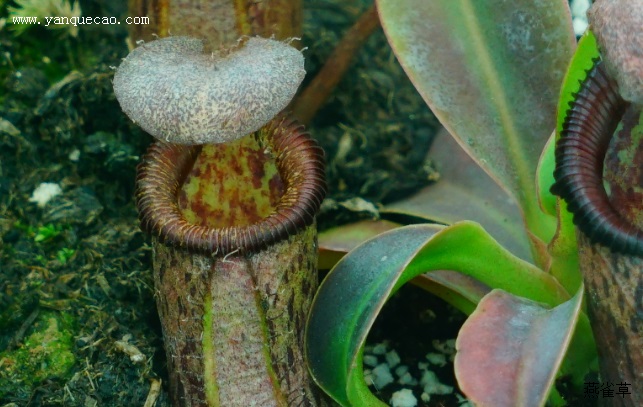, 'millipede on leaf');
551,60,642,256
